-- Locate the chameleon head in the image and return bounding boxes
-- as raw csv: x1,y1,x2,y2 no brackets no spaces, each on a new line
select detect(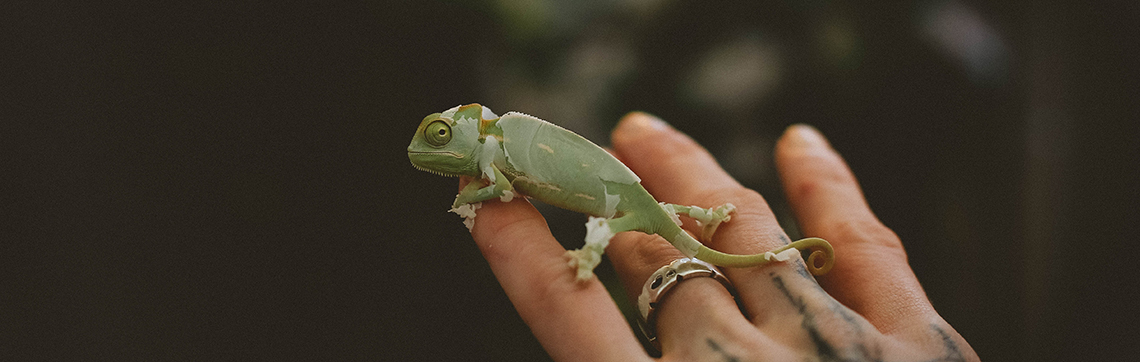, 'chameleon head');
407,104,497,177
